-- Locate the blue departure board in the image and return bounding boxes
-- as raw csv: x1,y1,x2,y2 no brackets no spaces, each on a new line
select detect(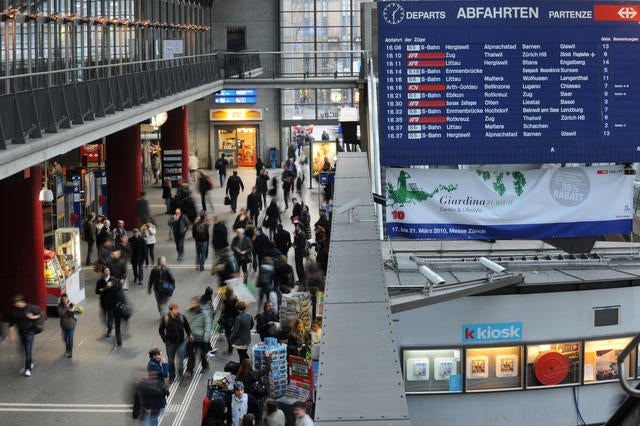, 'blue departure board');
214,89,257,104
378,1,640,165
